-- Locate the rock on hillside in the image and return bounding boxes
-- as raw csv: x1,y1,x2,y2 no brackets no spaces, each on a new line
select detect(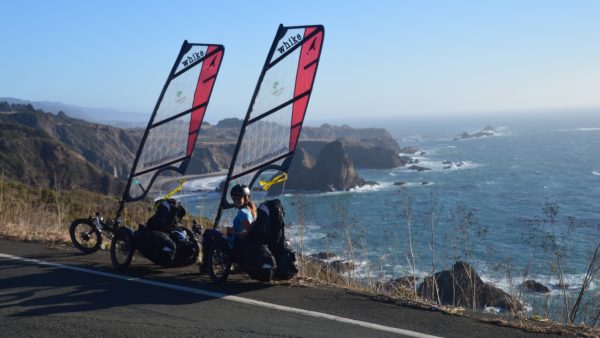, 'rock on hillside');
417,262,523,312
299,139,407,169
312,141,366,191
301,124,400,150
274,141,367,193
